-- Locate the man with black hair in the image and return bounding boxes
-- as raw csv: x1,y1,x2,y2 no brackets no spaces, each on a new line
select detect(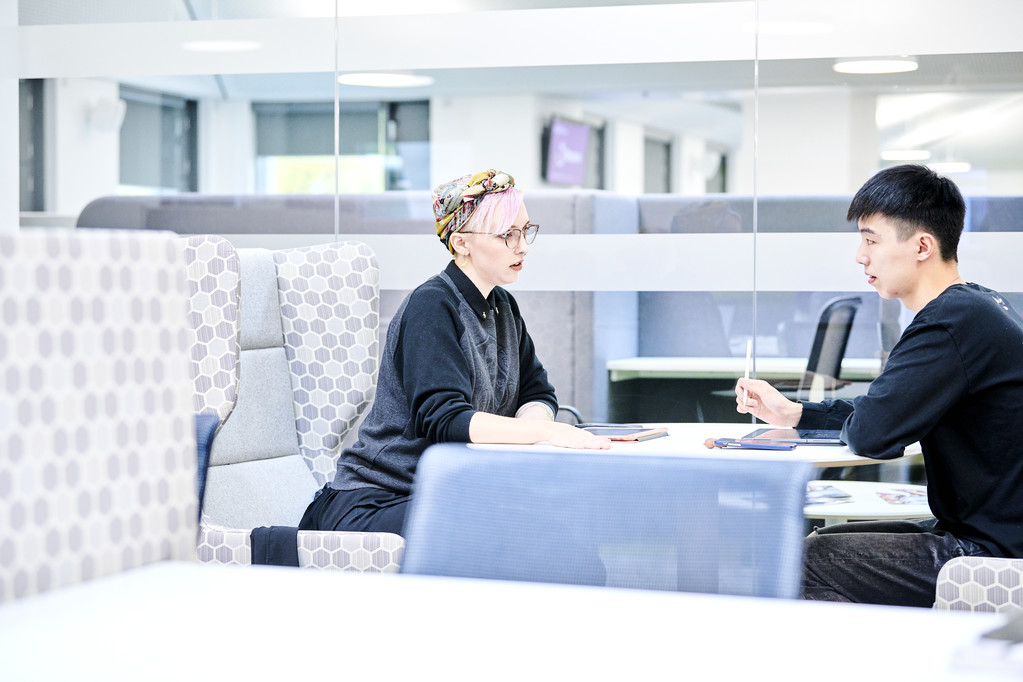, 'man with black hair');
735,164,1023,607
